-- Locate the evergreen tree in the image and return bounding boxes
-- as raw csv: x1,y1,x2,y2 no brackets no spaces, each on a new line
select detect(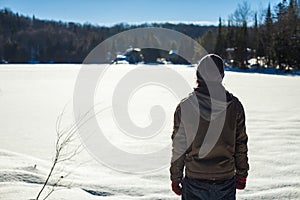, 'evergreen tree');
198,29,216,54
215,17,226,57
252,12,261,63
273,0,299,69
234,21,248,67
286,0,300,68
263,3,274,66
